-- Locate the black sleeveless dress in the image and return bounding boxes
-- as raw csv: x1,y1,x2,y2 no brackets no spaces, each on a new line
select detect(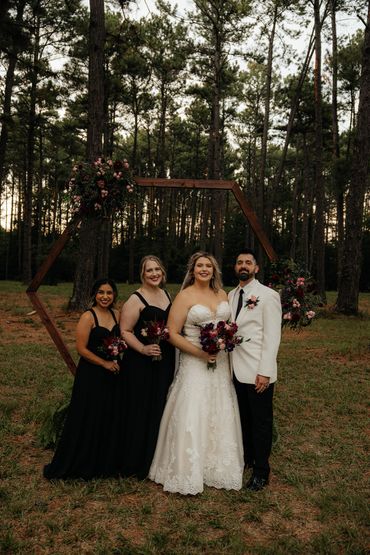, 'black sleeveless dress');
121,291,175,479
43,308,124,480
